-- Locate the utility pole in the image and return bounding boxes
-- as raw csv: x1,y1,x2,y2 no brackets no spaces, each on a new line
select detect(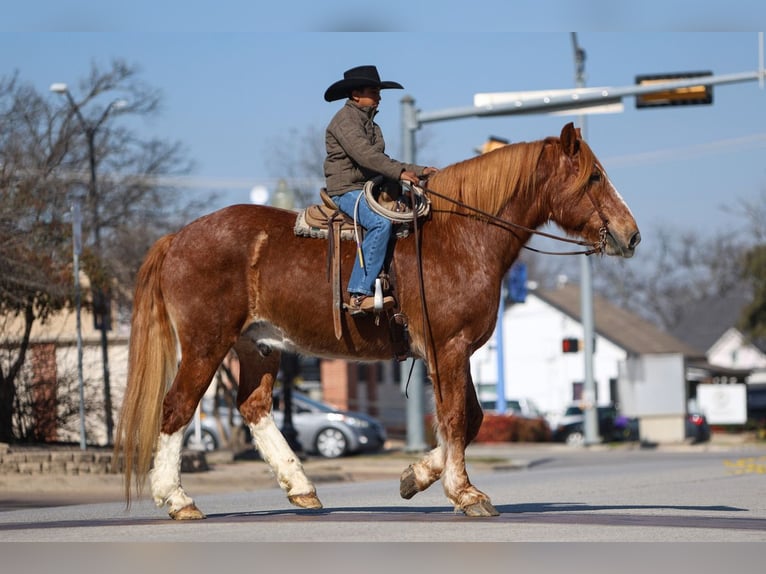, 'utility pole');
571,33,600,445
51,83,126,445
